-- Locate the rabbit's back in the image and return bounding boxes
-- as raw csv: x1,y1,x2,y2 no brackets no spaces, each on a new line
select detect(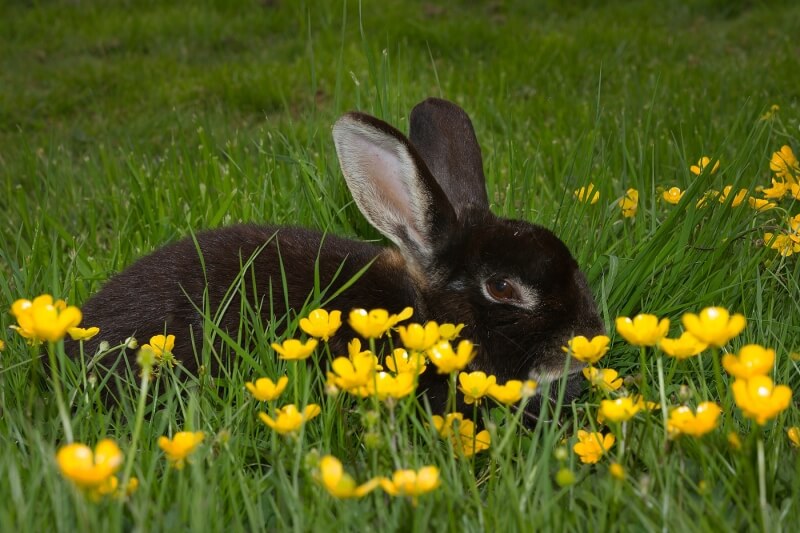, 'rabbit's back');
73,224,414,372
